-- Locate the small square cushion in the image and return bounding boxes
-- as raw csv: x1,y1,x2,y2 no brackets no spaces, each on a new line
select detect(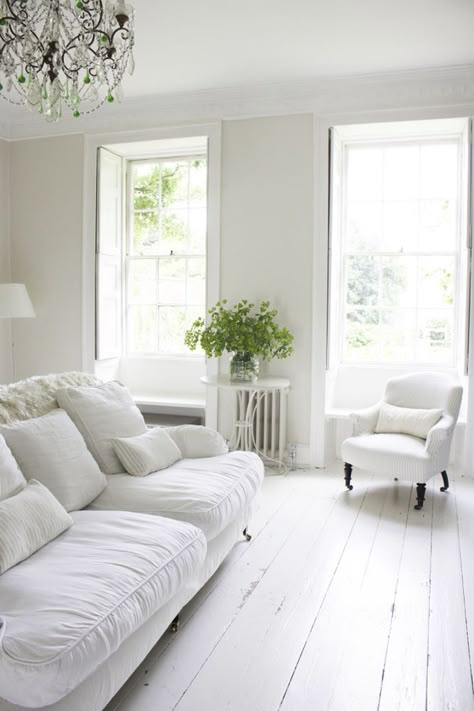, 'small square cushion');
56,381,147,474
112,427,182,476
375,402,442,439
0,435,26,501
0,479,72,574
165,425,229,458
0,410,107,511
